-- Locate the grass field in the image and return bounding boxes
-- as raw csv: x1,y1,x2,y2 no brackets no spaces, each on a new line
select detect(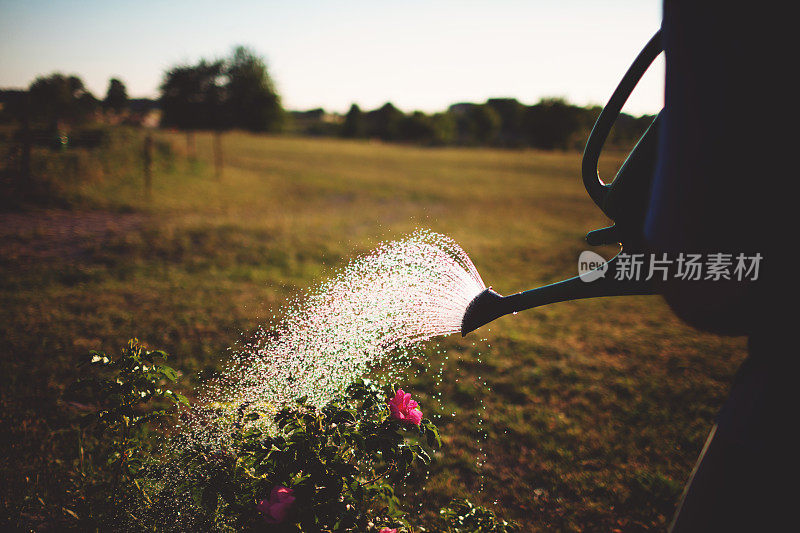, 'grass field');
0,131,747,530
